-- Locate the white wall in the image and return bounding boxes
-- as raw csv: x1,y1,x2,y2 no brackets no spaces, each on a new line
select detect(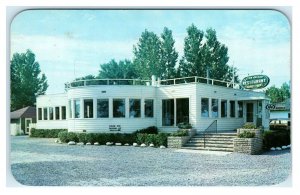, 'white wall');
36,93,68,129
67,85,157,133
36,83,269,133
